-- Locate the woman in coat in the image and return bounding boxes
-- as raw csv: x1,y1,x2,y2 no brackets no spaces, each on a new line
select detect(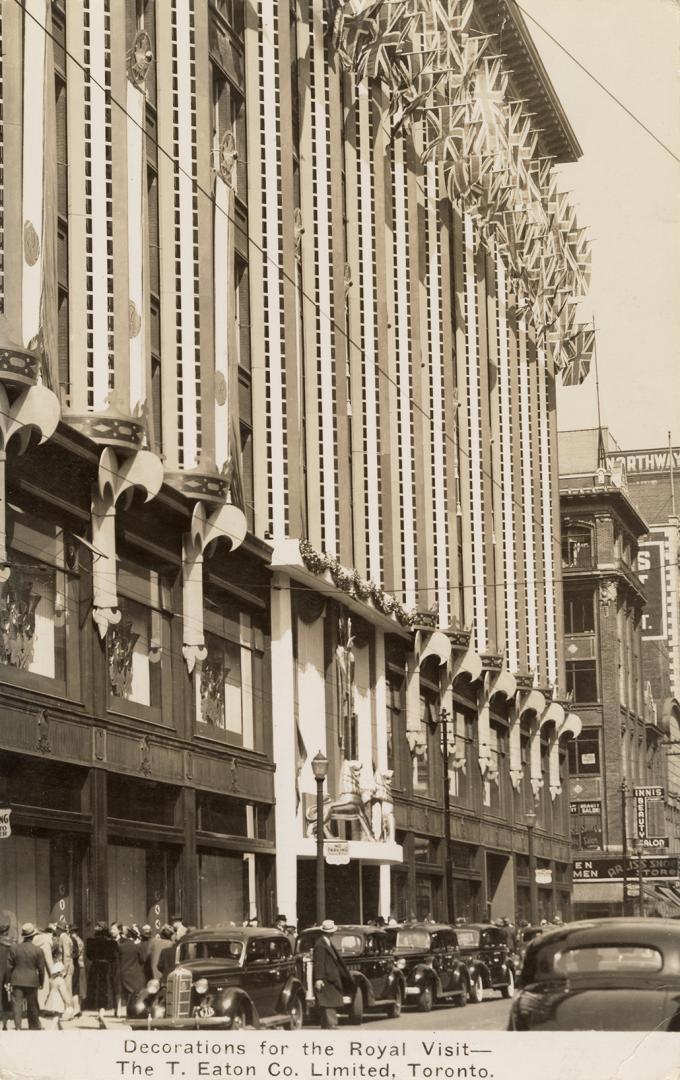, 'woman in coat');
85,924,120,1025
